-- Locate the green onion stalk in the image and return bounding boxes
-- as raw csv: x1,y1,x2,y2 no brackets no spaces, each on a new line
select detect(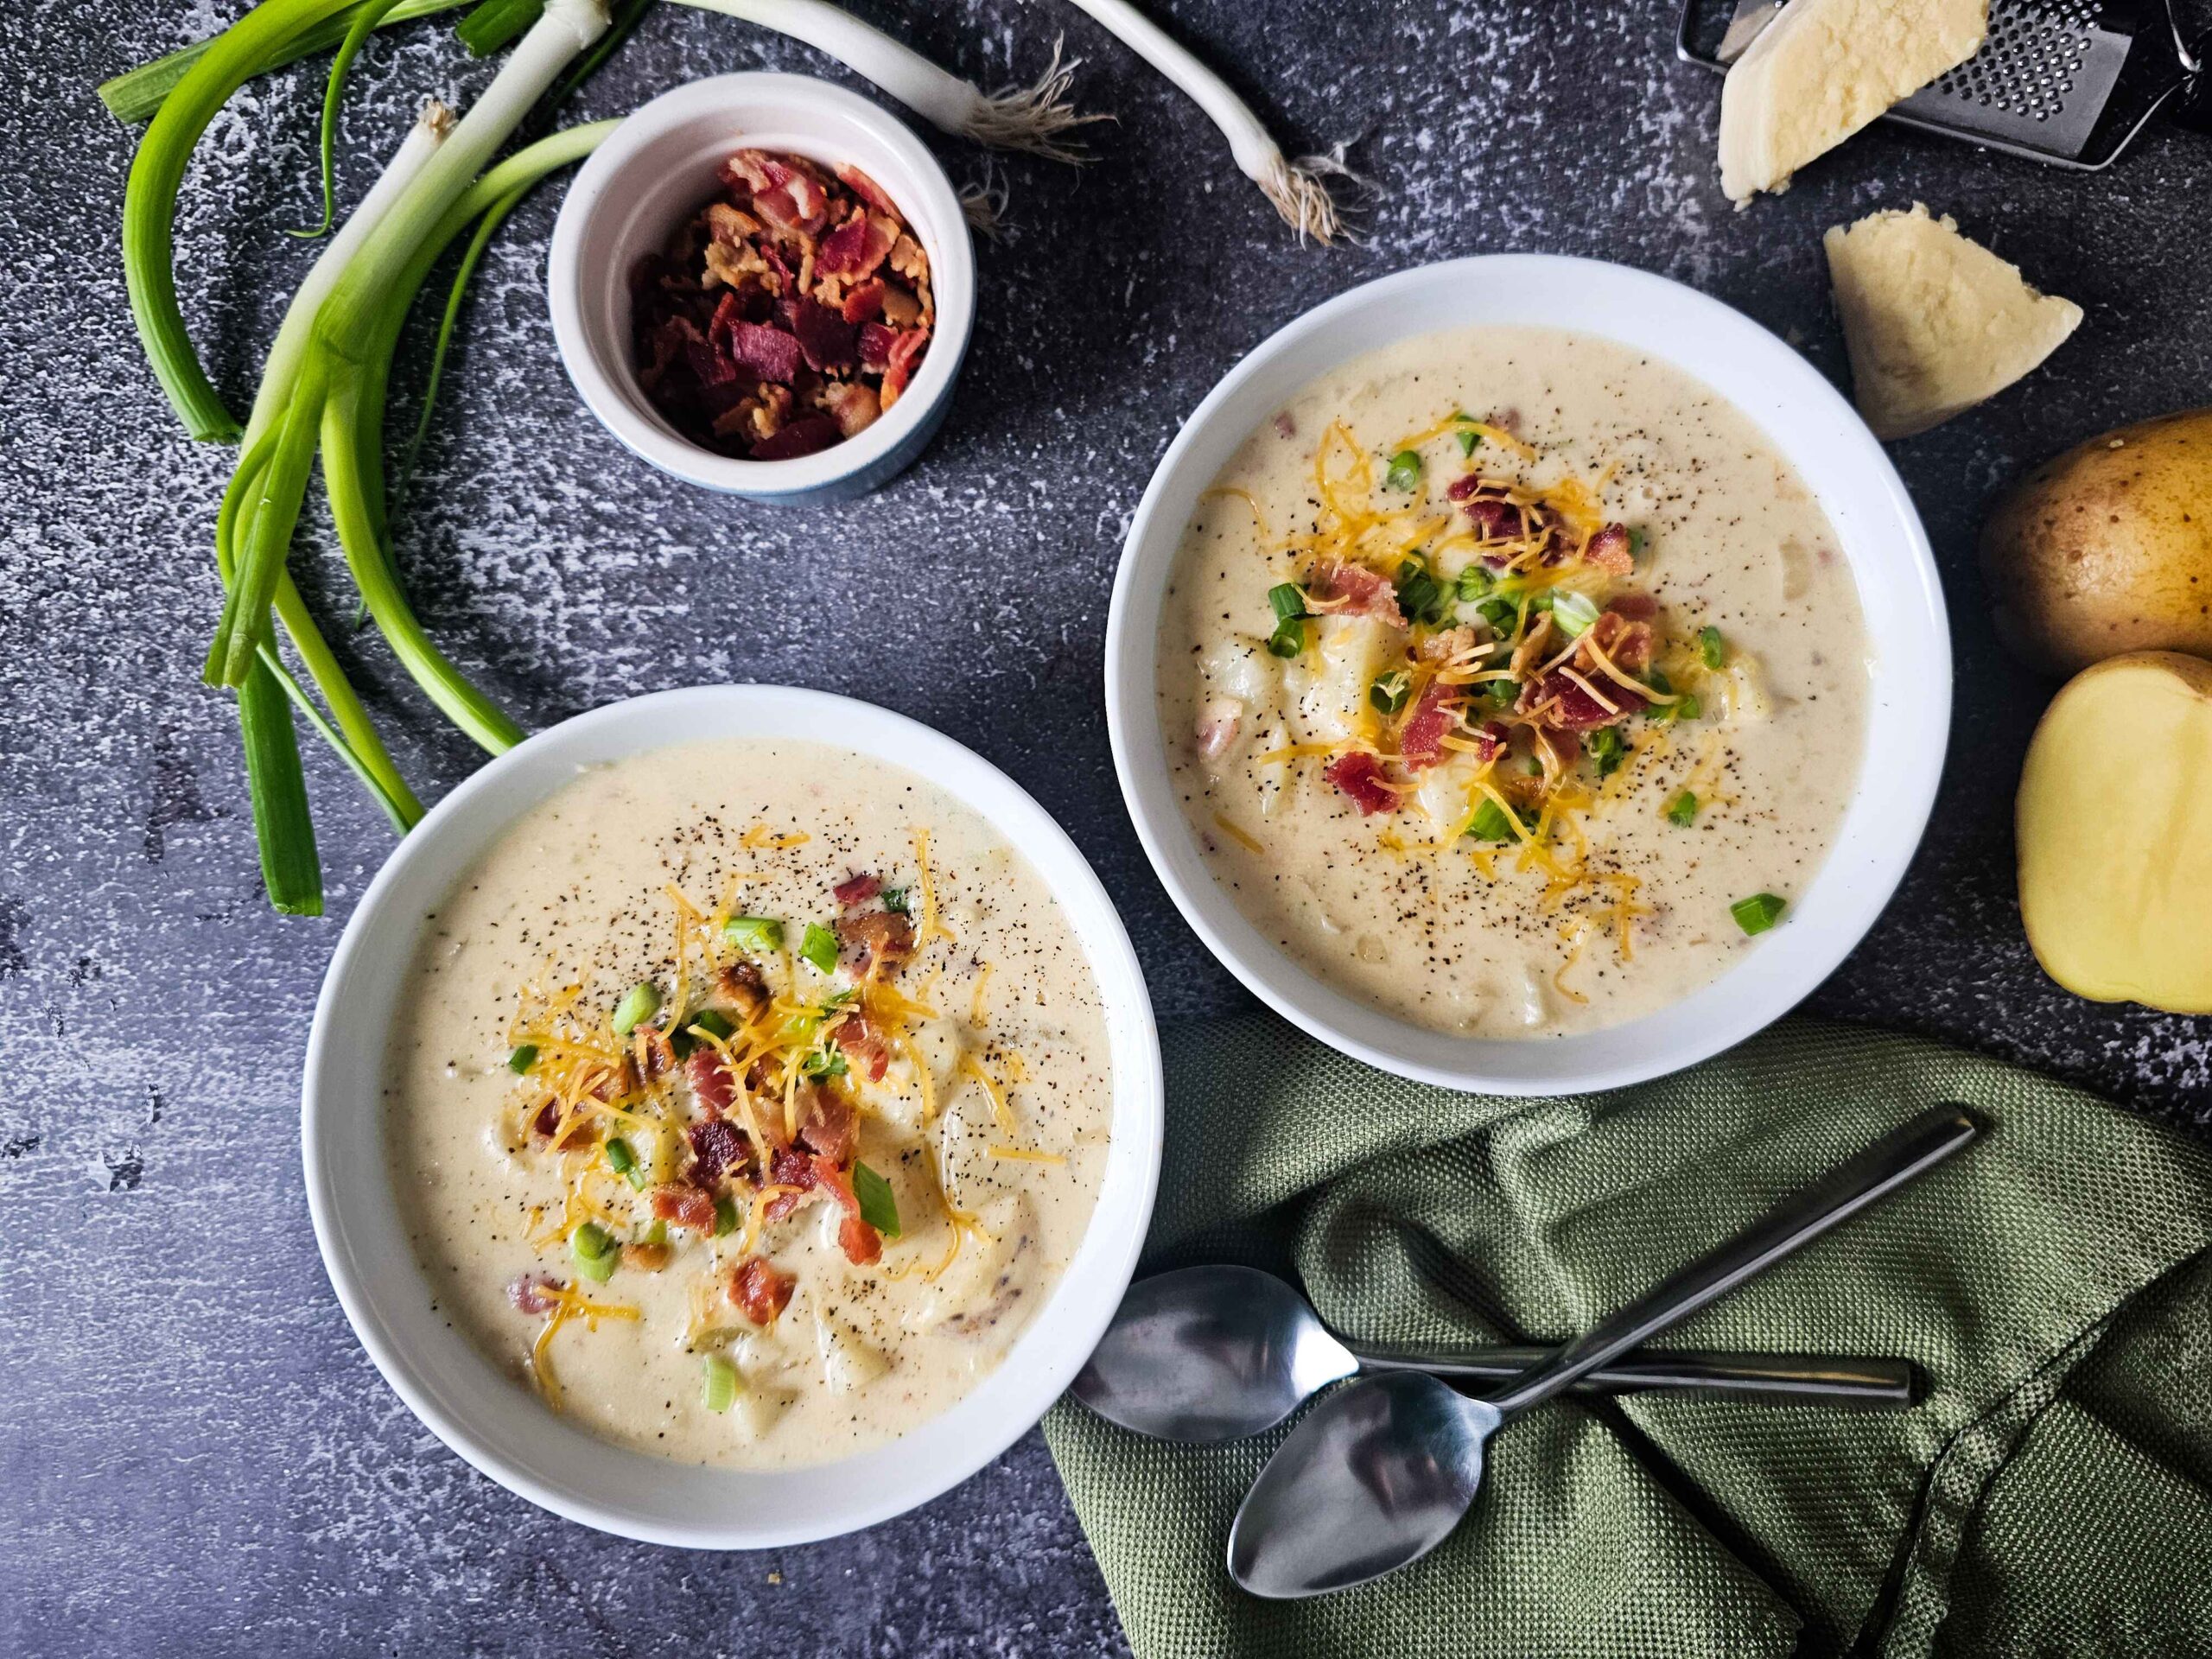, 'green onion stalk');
120,0,612,912
210,0,613,692
124,0,367,442
211,96,461,912
97,0,471,125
